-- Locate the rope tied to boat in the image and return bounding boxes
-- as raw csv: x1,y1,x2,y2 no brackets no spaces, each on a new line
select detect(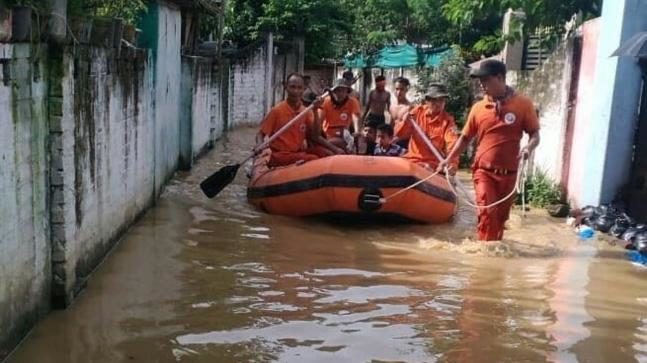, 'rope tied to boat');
443,157,529,215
